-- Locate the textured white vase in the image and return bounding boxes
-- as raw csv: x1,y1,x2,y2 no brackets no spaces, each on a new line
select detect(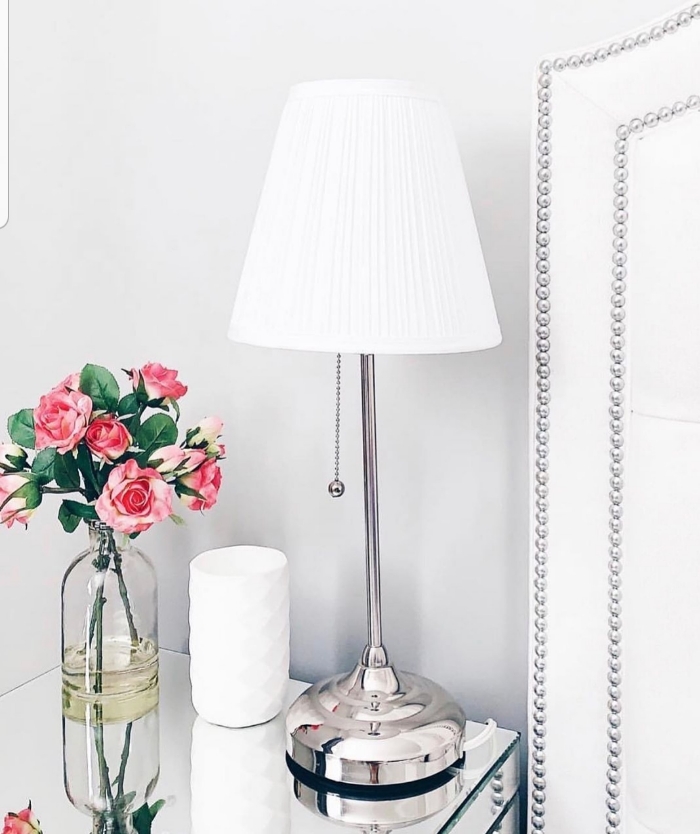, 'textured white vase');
191,713,291,834
189,545,290,728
